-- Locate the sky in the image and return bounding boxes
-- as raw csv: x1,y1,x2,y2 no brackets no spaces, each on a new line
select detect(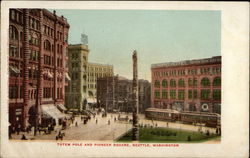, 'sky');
54,10,221,82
